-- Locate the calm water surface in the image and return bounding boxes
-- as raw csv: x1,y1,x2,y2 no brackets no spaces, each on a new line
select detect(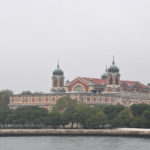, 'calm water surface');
0,136,150,150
